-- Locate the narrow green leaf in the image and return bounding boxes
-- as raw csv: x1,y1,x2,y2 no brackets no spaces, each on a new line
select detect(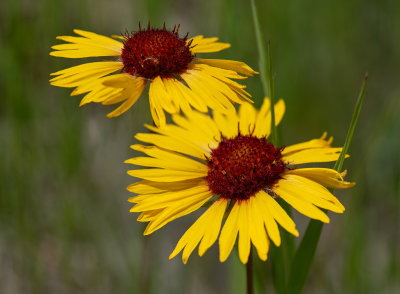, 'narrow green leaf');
250,0,277,145
334,74,368,172
251,1,290,293
286,74,368,294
